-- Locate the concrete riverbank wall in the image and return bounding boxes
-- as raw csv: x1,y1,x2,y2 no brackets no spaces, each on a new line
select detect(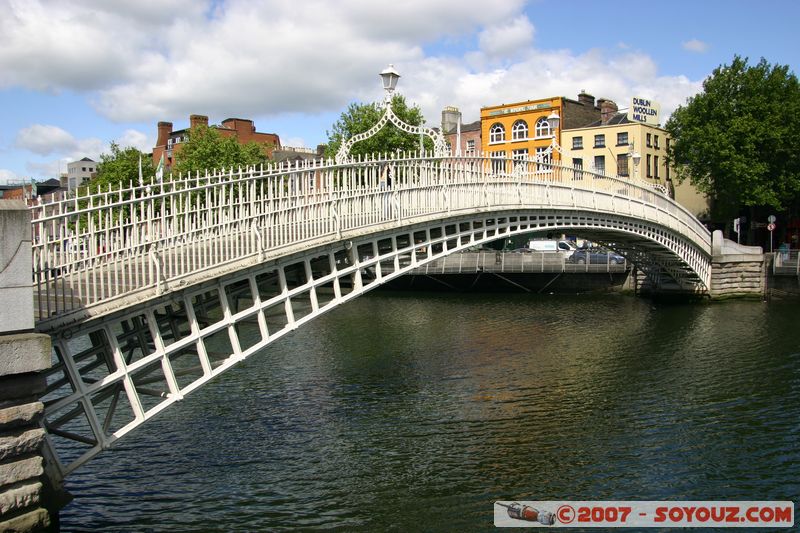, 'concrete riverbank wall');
709,231,766,300
0,202,53,532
